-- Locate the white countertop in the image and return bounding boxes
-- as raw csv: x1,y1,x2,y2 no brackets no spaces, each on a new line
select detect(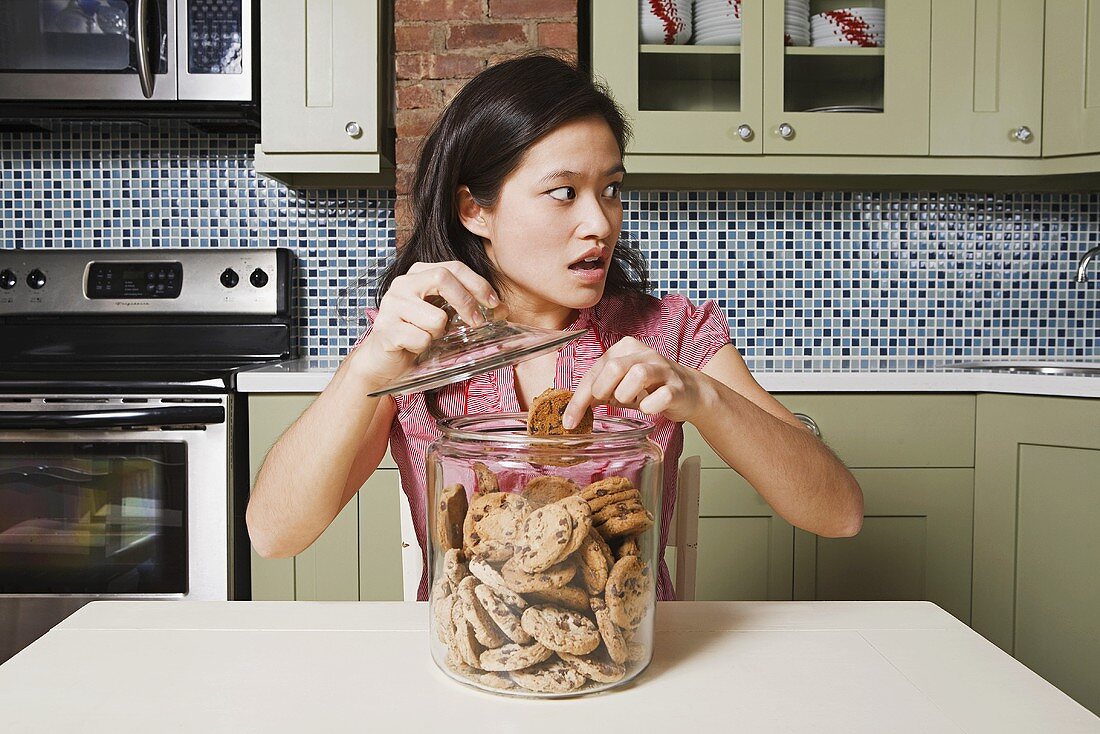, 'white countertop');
236,357,1100,397
1,601,1096,732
